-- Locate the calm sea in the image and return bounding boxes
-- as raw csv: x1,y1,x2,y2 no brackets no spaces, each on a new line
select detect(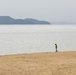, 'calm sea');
0,25,76,54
